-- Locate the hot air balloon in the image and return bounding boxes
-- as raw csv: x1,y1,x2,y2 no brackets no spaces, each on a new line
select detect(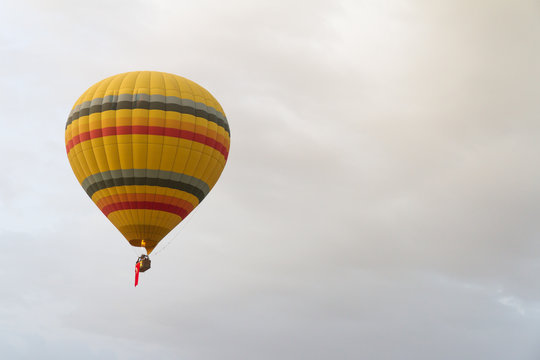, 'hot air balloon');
65,71,230,283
